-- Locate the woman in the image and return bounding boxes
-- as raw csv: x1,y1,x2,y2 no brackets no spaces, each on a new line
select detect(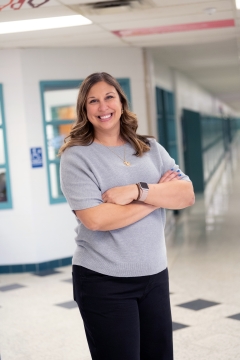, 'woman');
60,72,195,360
